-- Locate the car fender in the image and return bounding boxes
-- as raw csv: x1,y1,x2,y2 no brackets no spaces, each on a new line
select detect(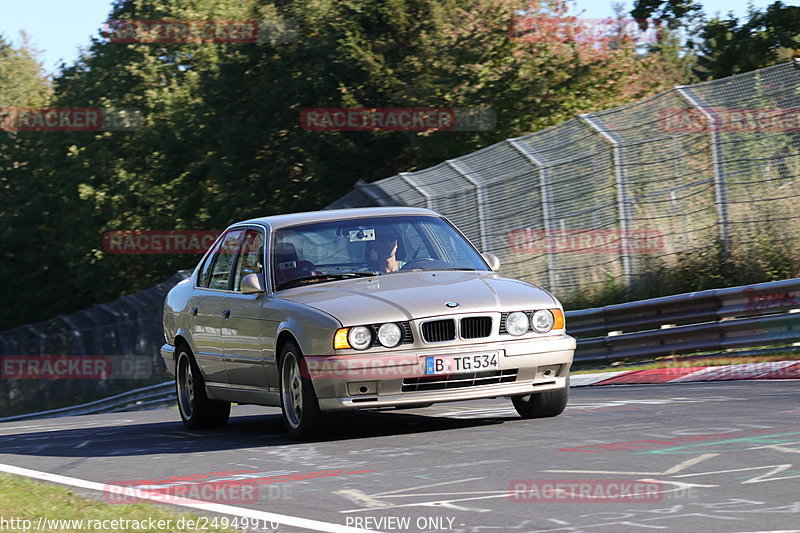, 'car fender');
272,302,342,359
